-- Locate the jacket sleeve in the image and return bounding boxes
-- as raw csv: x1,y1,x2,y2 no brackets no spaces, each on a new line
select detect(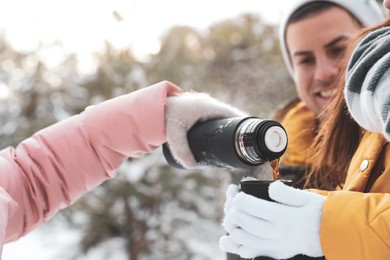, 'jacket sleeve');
320,190,390,260
0,81,182,242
